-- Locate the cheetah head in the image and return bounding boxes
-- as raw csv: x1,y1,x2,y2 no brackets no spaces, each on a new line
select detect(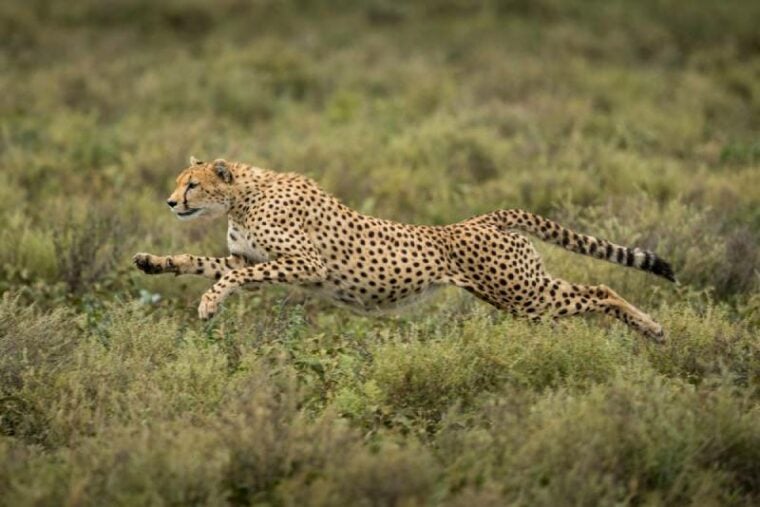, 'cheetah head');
166,156,234,221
